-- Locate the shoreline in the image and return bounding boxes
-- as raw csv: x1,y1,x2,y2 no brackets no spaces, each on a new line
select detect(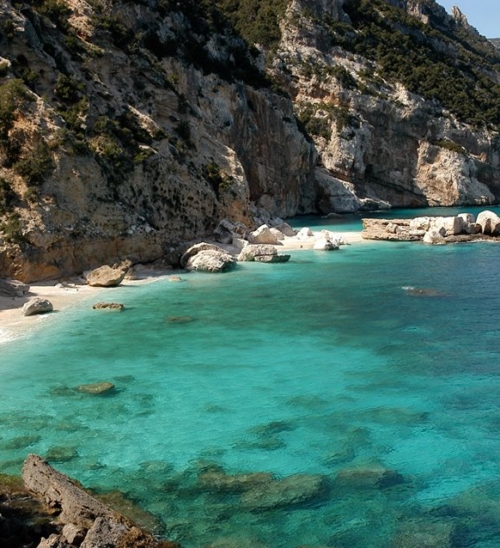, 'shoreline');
0,230,365,342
